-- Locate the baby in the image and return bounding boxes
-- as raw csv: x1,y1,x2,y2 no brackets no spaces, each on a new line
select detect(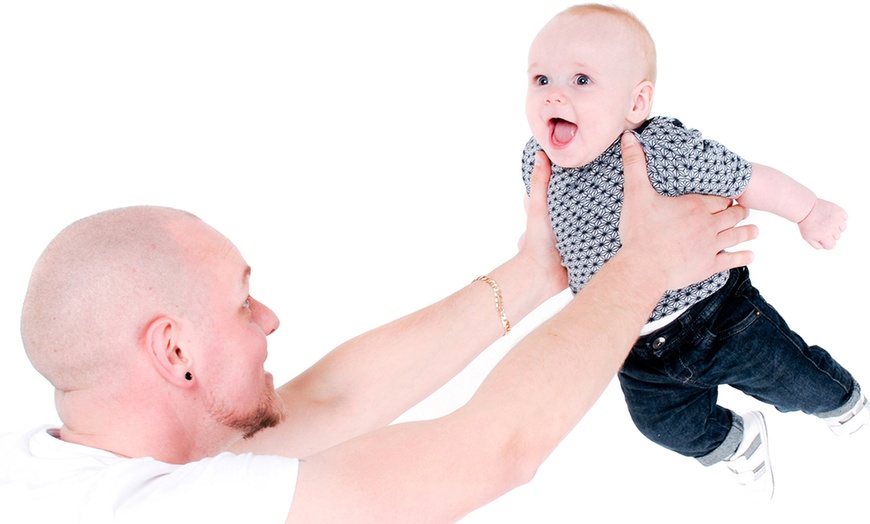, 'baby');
521,4,865,499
